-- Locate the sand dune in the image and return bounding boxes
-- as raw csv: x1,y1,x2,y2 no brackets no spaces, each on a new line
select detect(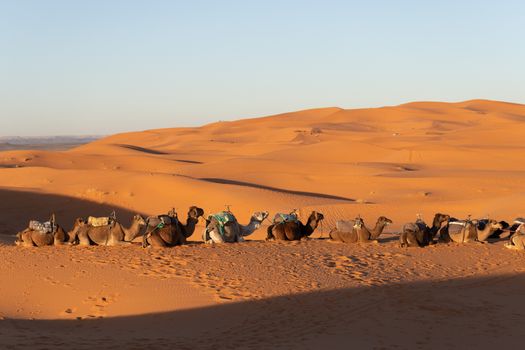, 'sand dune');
1,99,525,348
